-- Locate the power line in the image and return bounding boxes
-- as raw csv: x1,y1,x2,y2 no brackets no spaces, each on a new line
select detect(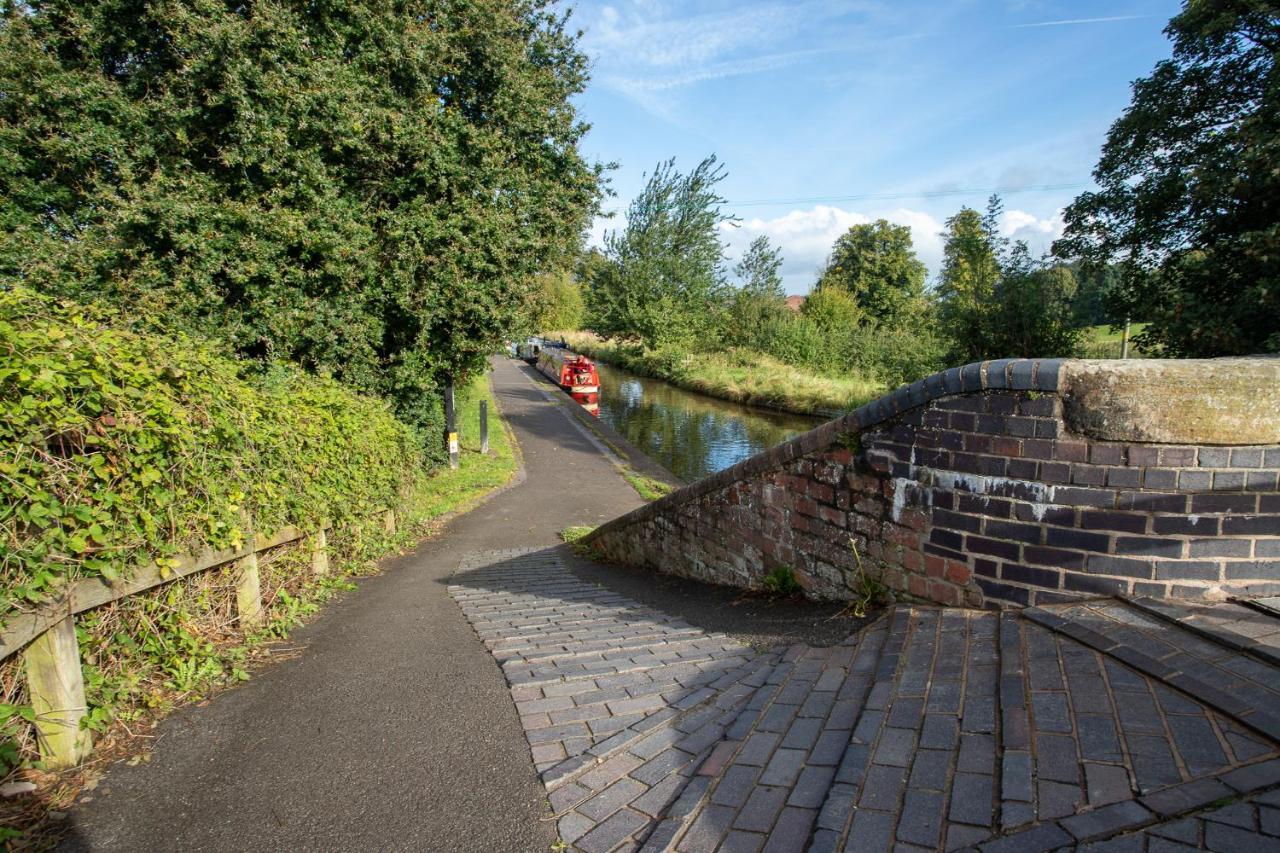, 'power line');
598,181,1090,211
730,182,1090,207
